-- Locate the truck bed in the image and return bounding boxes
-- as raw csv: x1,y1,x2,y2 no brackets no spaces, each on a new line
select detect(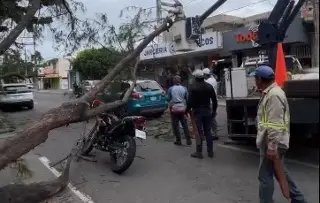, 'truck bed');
226,96,319,139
